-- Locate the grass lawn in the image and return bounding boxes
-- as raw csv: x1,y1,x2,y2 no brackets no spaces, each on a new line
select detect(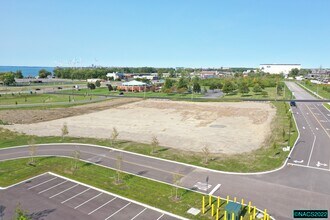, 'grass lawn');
0,93,95,105
298,82,330,99
324,103,330,110
0,157,254,220
60,87,204,99
222,86,292,100
0,101,297,172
